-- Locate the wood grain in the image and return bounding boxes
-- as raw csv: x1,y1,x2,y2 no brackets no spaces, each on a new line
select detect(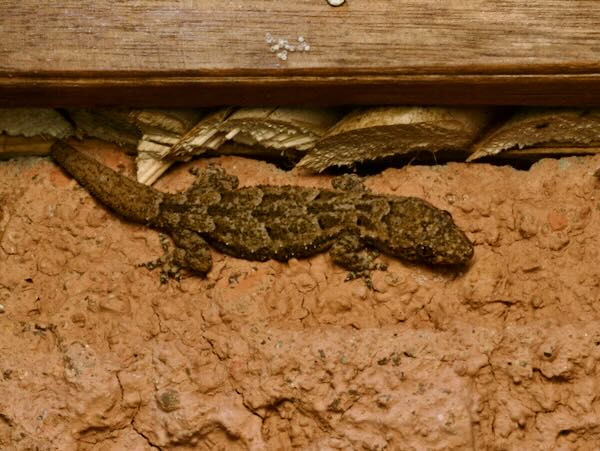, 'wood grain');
2,1,600,106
